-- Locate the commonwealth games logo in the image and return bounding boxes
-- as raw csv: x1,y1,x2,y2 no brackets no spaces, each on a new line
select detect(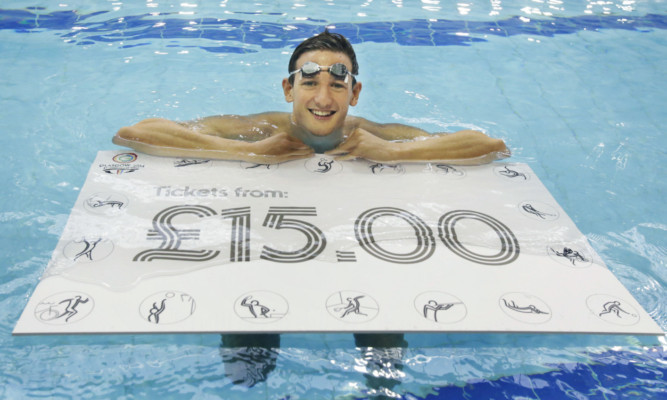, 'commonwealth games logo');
100,152,144,174
112,153,138,163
